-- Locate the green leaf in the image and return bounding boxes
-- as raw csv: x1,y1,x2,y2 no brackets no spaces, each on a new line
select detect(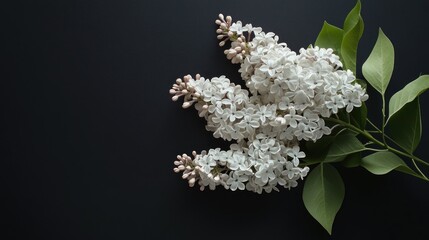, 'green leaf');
386,98,421,153
388,75,429,118
361,152,418,176
362,29,395,95
349,102,367,130
325,133,366,162
343,0,363,34
315,21,344,56
304,136,335,164
341,1,364,74
341,152,362,168
303,163,345,235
